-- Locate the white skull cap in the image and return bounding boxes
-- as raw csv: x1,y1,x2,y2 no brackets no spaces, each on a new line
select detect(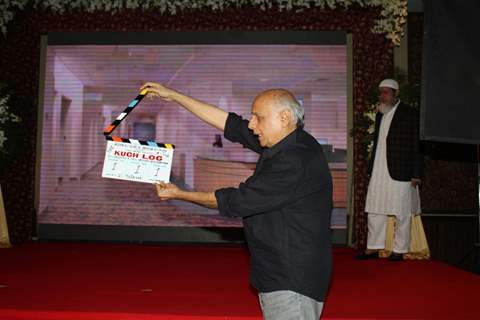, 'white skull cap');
378,79,399,90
